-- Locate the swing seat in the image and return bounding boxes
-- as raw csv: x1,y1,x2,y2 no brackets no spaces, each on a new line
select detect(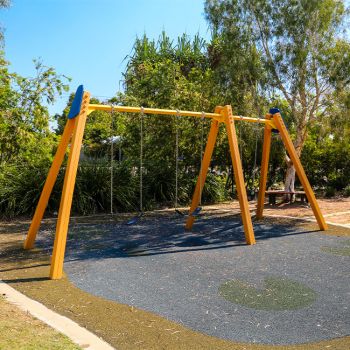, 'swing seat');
190,207,202,217
126,212,143,225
